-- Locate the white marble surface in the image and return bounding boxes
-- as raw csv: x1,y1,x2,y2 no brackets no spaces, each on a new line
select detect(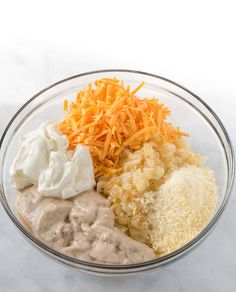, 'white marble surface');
0,2,236,288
